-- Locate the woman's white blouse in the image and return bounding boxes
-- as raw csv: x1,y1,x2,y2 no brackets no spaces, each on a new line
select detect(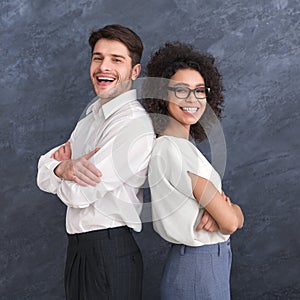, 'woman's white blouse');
148,135,229,246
